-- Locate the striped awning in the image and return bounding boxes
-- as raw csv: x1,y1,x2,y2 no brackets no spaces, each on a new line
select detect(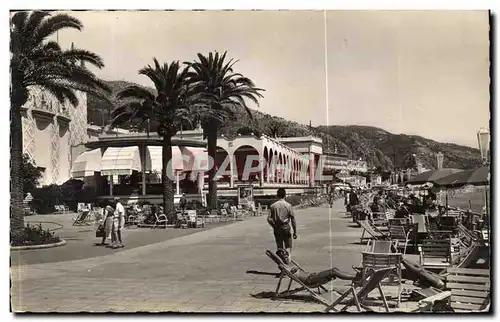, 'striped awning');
71,149,102,178
101,146,141,176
